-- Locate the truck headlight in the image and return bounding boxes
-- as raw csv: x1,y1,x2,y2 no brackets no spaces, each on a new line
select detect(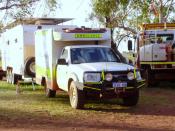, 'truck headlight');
105,73,113,81
84,73,101,82
127,72,135,80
